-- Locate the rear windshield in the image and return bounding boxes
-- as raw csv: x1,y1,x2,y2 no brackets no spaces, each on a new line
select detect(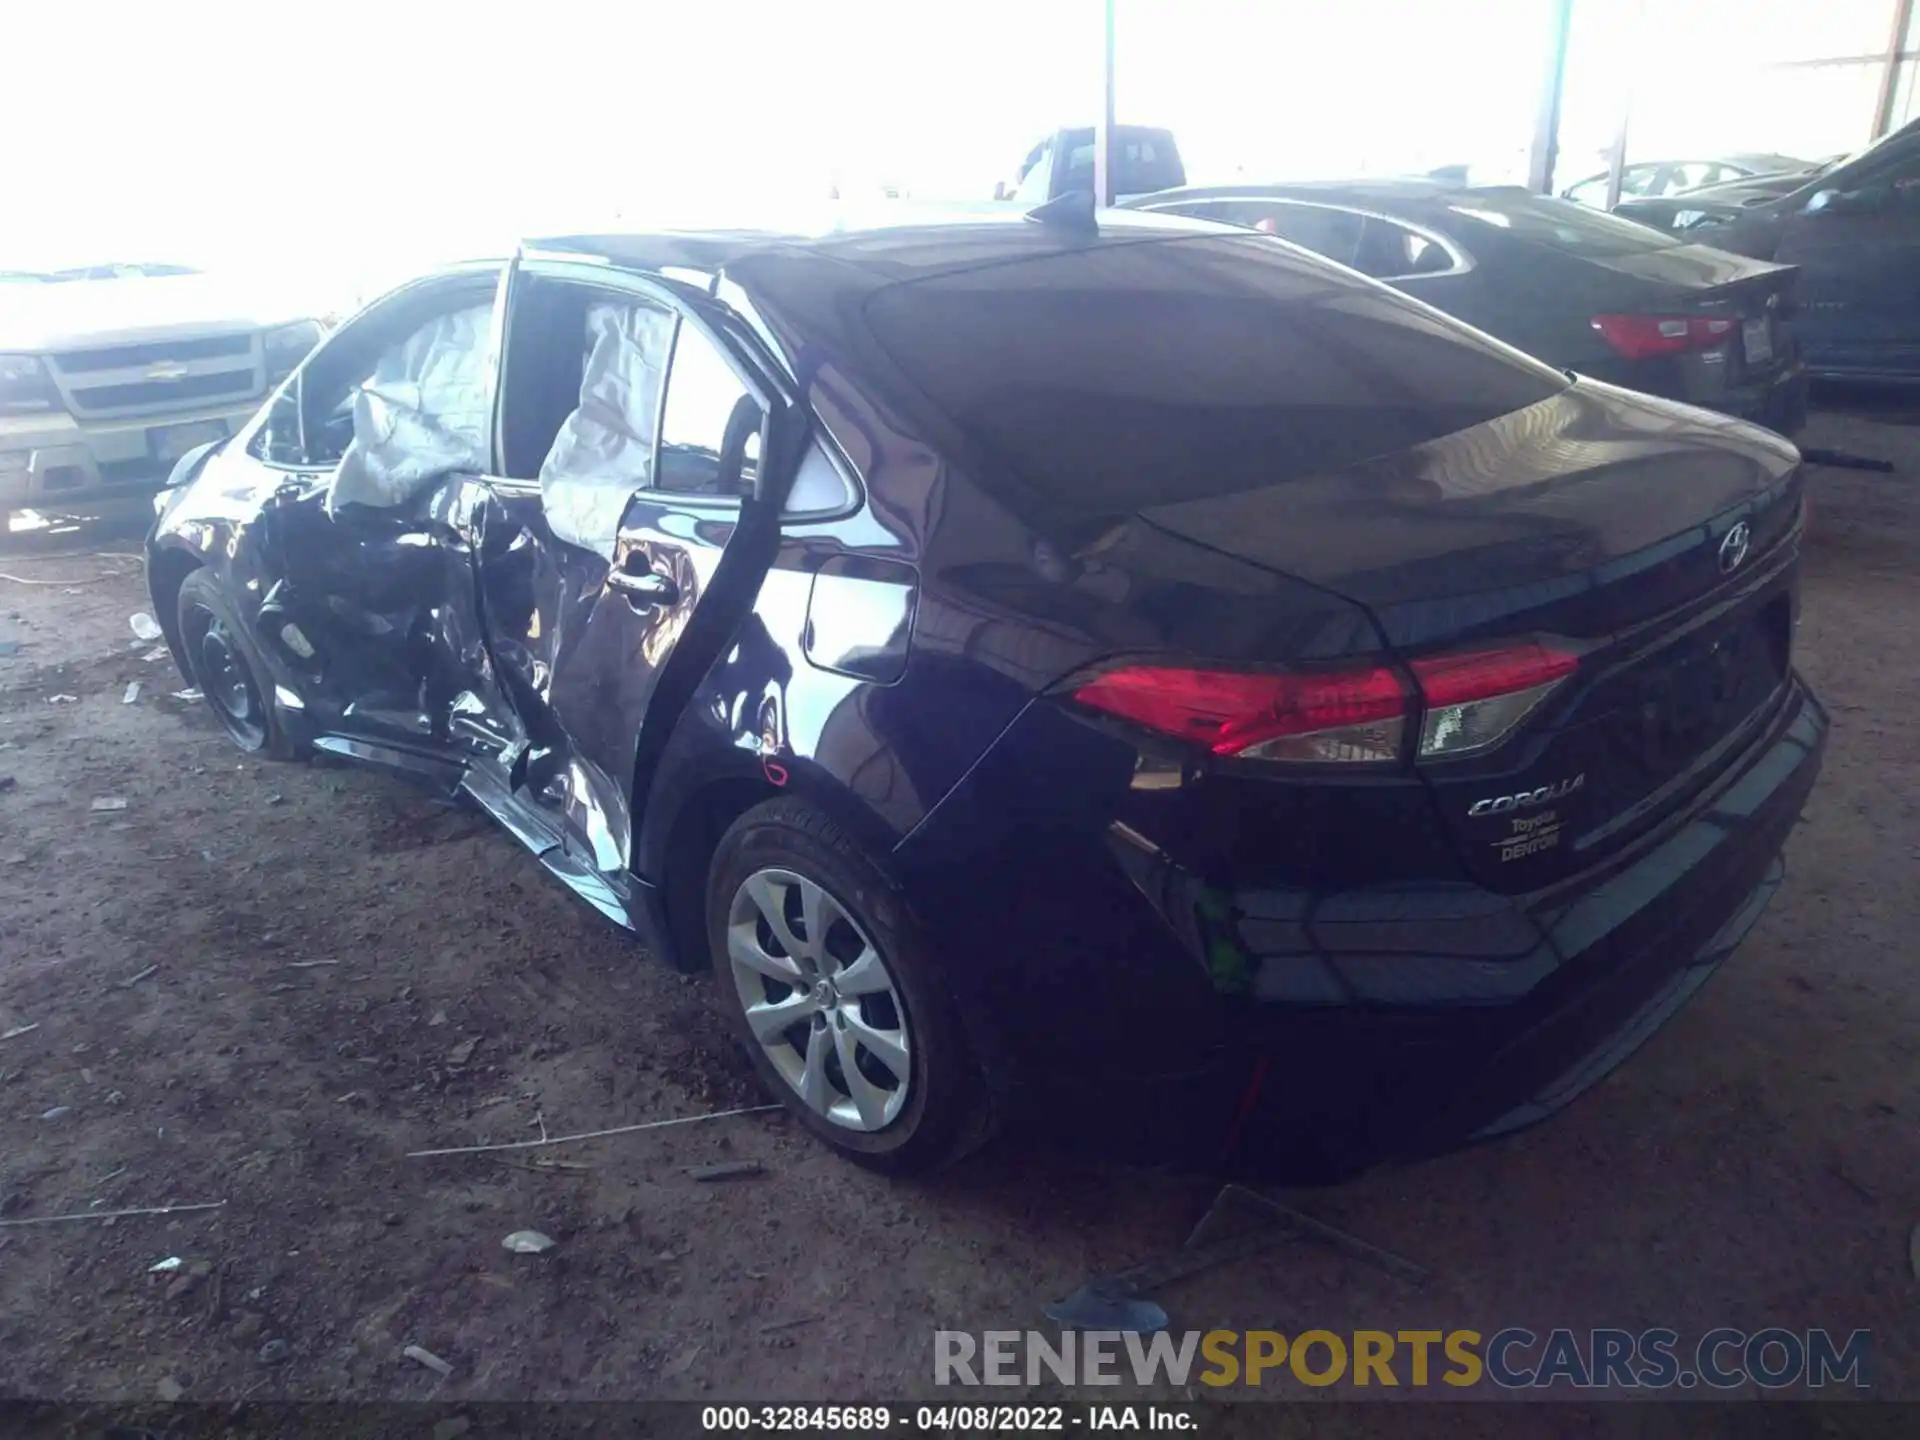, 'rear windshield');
1443,188,1680,258
862,234,1566,513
